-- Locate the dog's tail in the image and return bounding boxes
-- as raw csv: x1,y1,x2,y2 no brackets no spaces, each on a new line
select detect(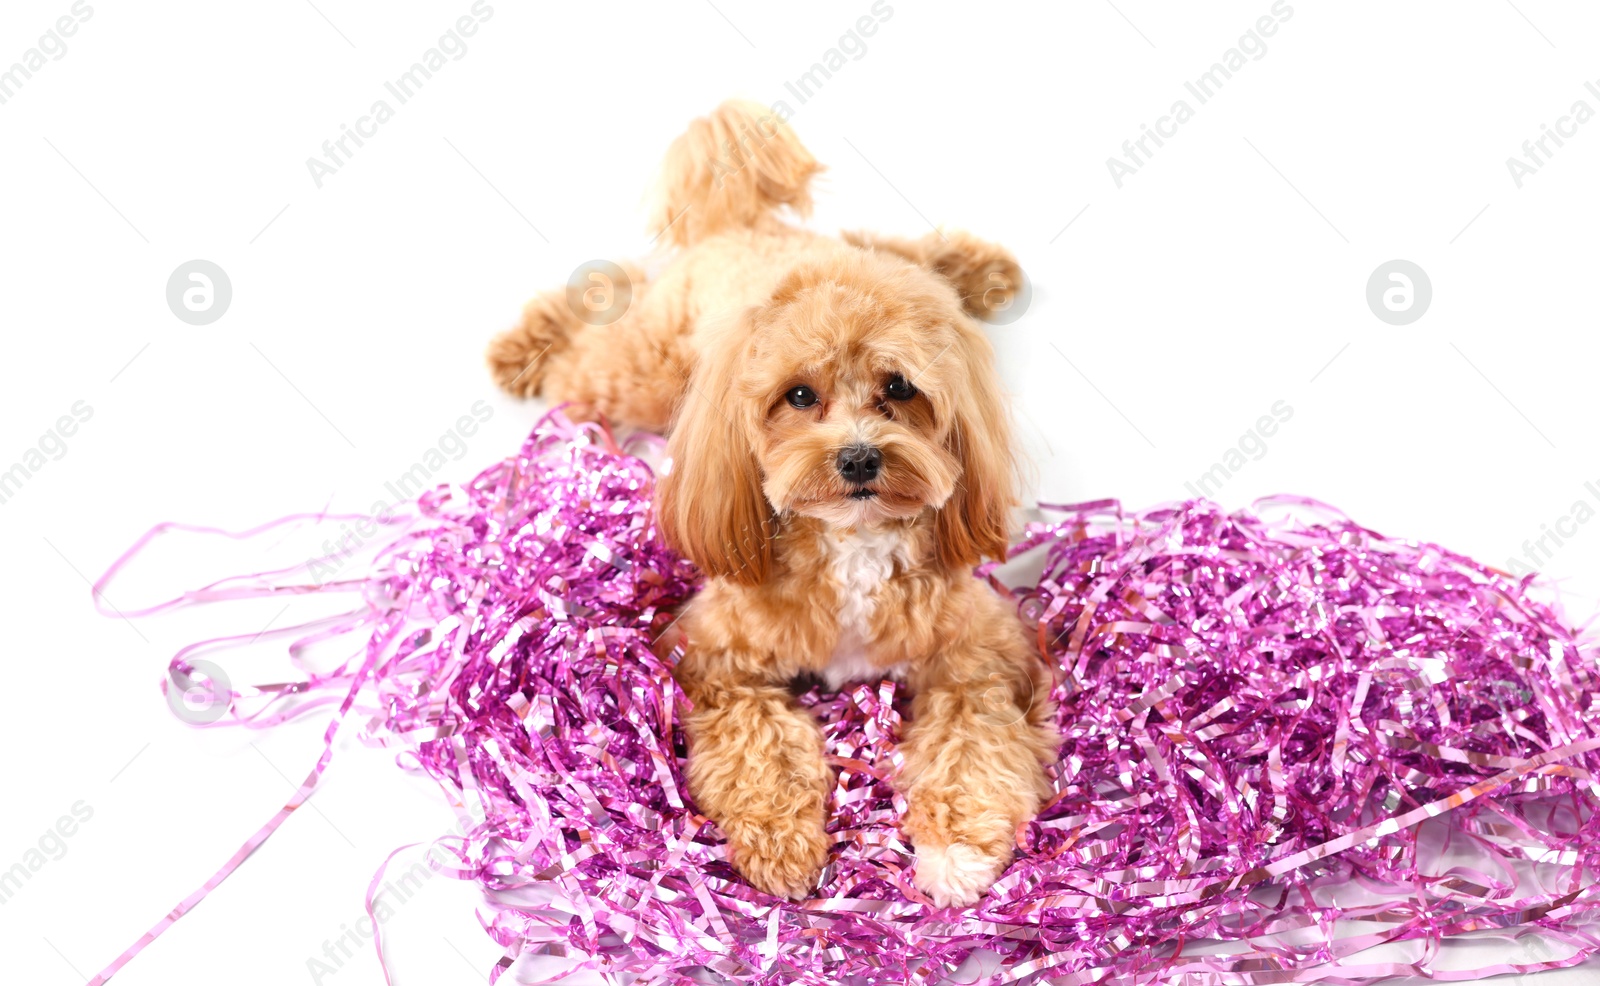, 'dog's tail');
650,100,822,249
